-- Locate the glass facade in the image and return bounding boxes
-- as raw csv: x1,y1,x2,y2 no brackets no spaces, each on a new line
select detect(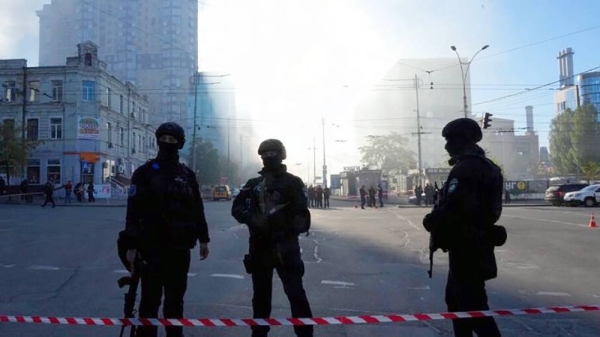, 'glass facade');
579,73,600,121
